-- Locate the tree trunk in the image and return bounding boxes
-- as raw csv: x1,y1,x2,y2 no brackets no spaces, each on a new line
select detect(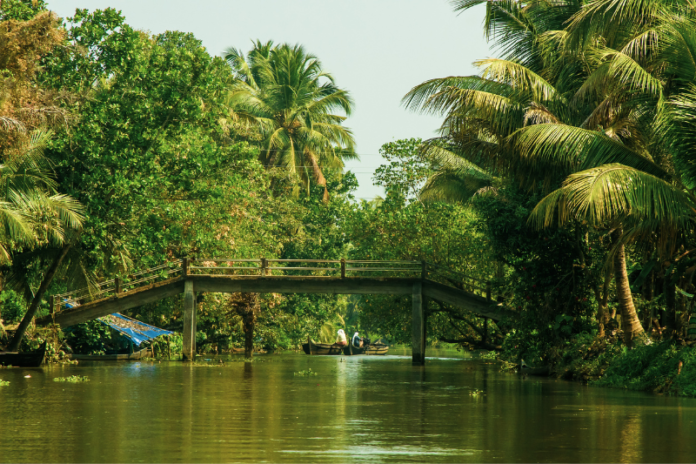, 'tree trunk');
242,309,255,359
8,245,71,351
612,233,645,346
